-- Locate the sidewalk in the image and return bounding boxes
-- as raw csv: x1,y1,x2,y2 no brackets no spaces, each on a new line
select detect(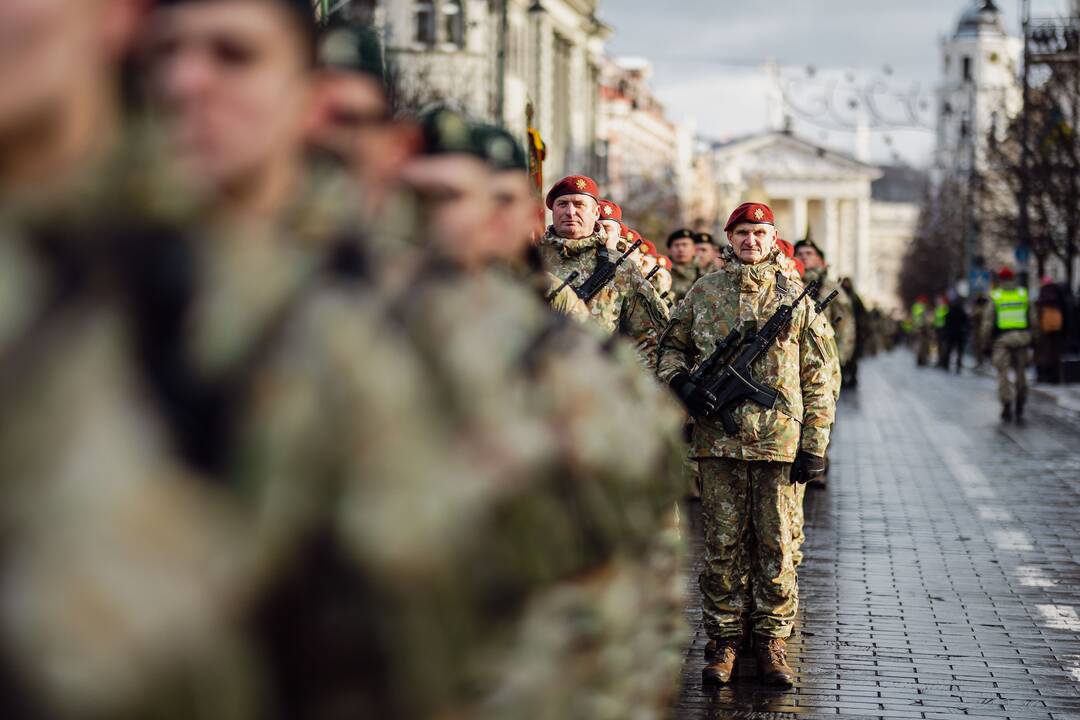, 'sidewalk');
674,350,1080,719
